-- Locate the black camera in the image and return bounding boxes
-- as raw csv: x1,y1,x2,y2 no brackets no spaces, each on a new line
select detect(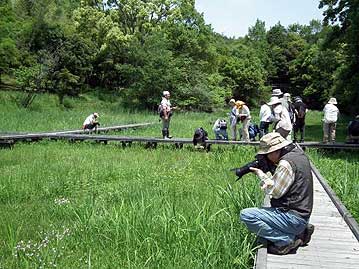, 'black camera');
232,154,275,181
